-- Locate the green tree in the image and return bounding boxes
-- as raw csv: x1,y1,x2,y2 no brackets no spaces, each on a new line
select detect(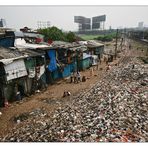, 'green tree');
38,26,77,42
66,31,76,42
38,26,66,42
